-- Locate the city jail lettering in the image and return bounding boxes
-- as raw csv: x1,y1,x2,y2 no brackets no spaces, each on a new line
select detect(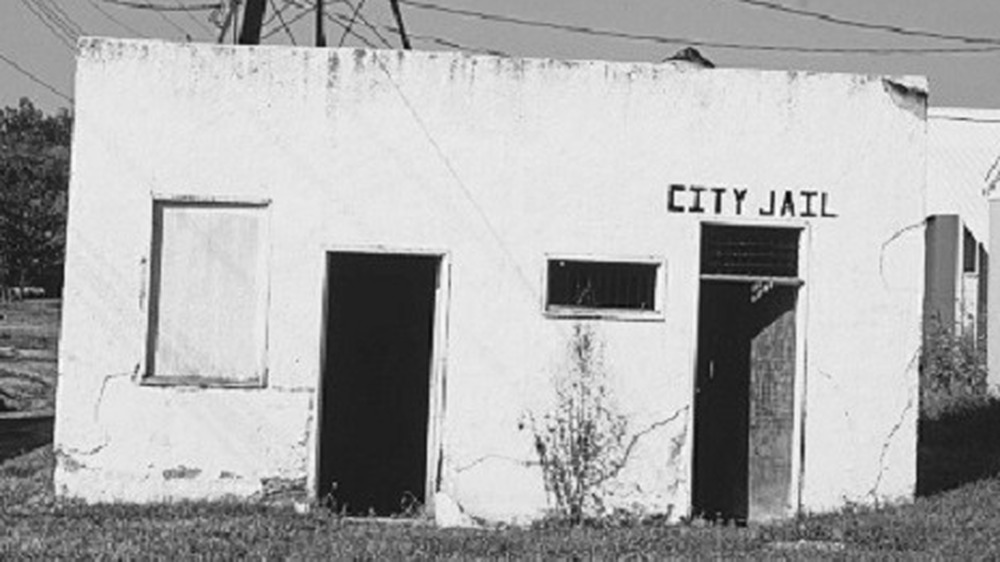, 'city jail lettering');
667,185,838,218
